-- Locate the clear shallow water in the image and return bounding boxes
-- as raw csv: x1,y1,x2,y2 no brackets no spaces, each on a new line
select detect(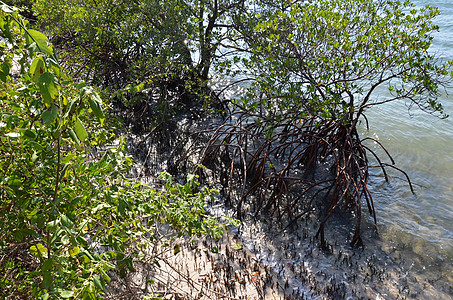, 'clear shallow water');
342,1,453,296
362,0,453,274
